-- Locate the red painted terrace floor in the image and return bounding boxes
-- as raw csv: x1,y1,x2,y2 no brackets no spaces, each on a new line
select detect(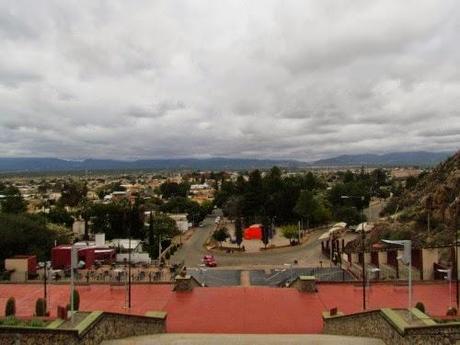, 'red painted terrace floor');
0,282,451,333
